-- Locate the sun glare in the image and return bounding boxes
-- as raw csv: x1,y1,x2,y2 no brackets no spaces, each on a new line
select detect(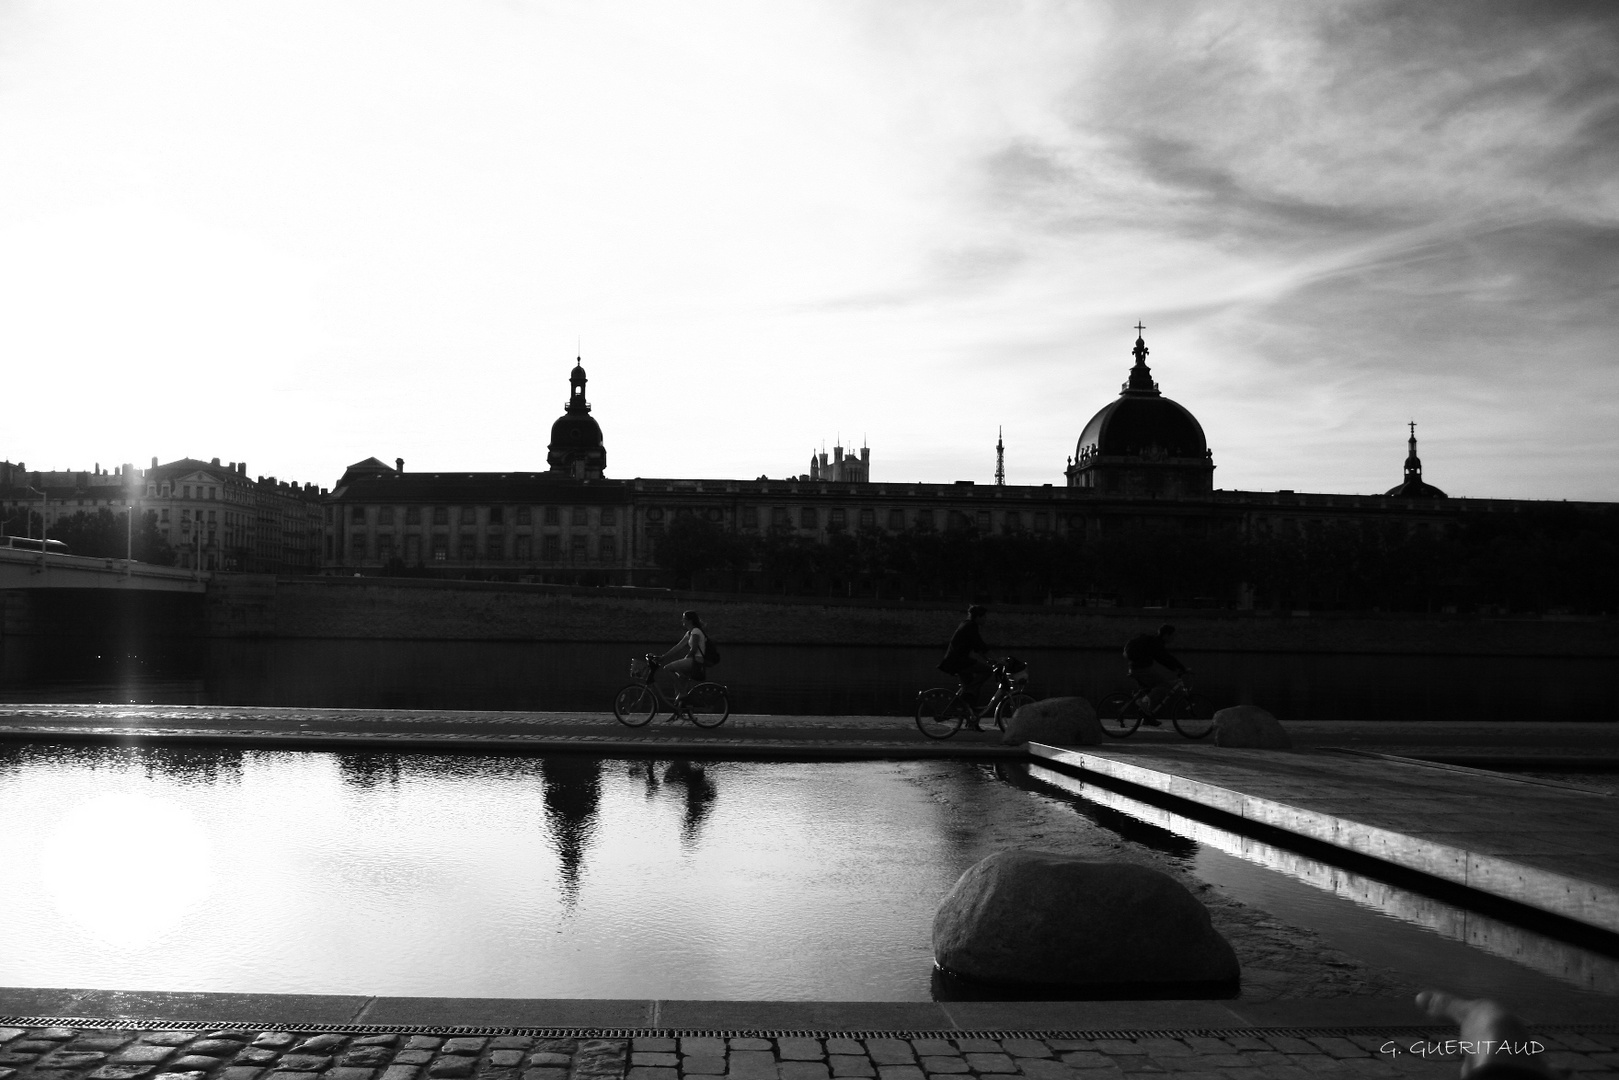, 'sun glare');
39,791,214,949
